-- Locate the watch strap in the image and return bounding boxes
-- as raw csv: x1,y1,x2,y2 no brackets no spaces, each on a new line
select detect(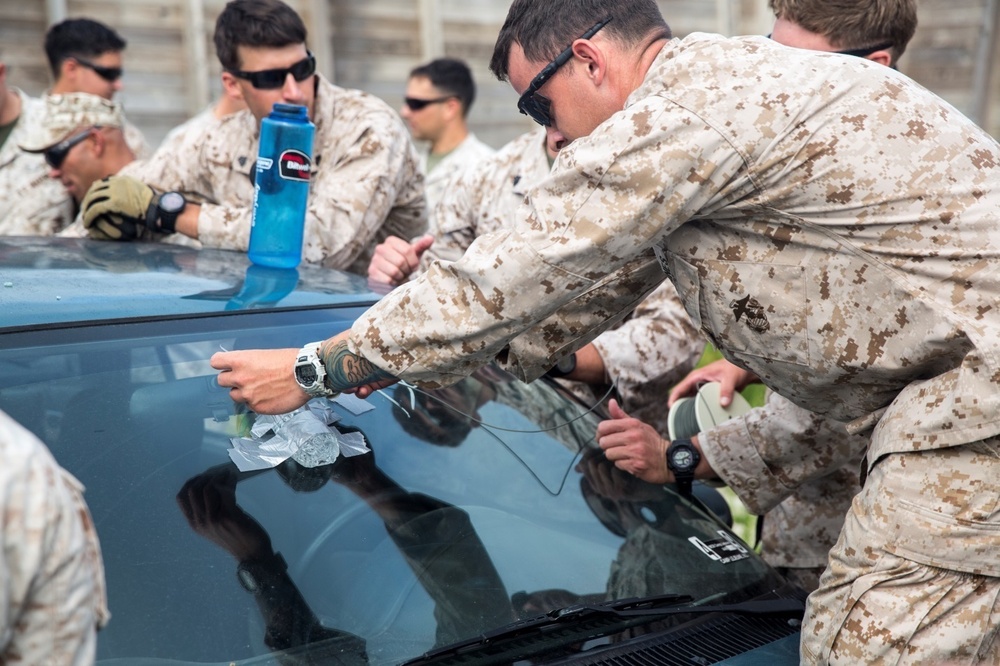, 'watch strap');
145,191,183,234
666,437,699,497
545,352,577,378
